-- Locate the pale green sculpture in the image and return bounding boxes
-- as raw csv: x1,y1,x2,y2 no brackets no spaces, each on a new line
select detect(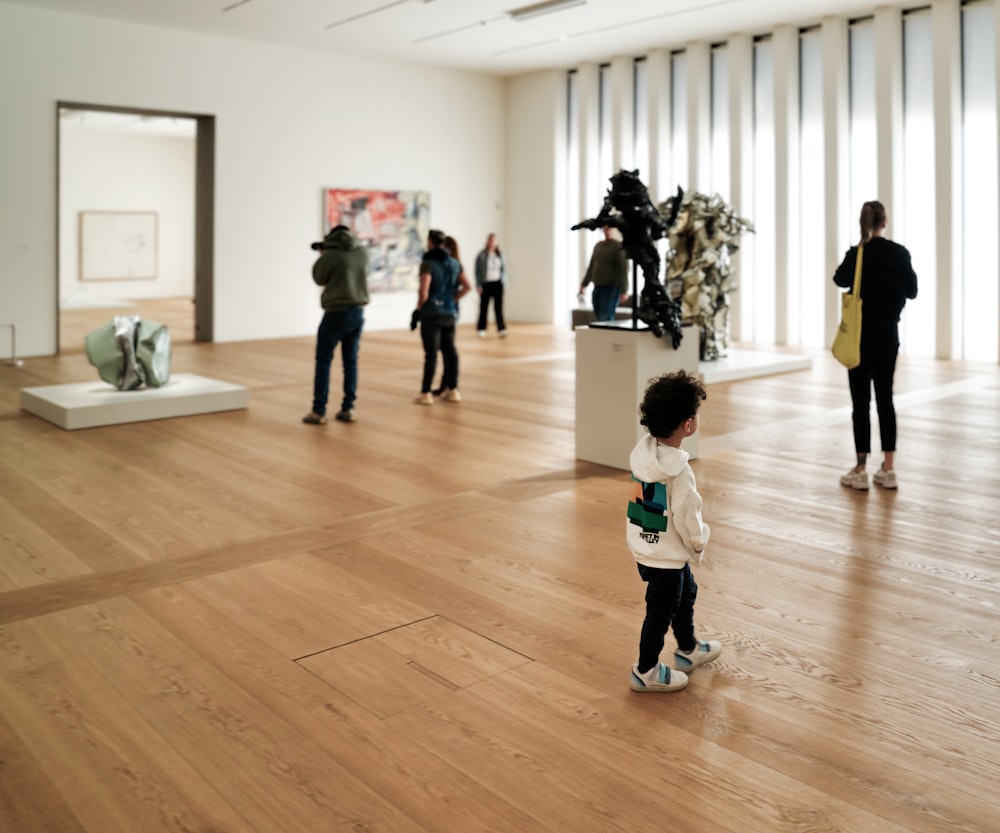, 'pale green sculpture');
84,315,171,390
